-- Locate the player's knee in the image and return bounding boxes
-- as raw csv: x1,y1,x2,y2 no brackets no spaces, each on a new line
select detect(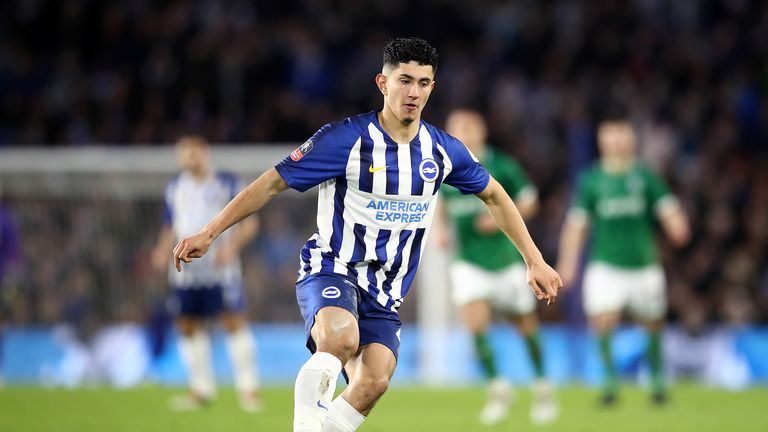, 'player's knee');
317,331,358,359
360,374,390,399
221,313,246,333
313,310,359,357
176,318,199,337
